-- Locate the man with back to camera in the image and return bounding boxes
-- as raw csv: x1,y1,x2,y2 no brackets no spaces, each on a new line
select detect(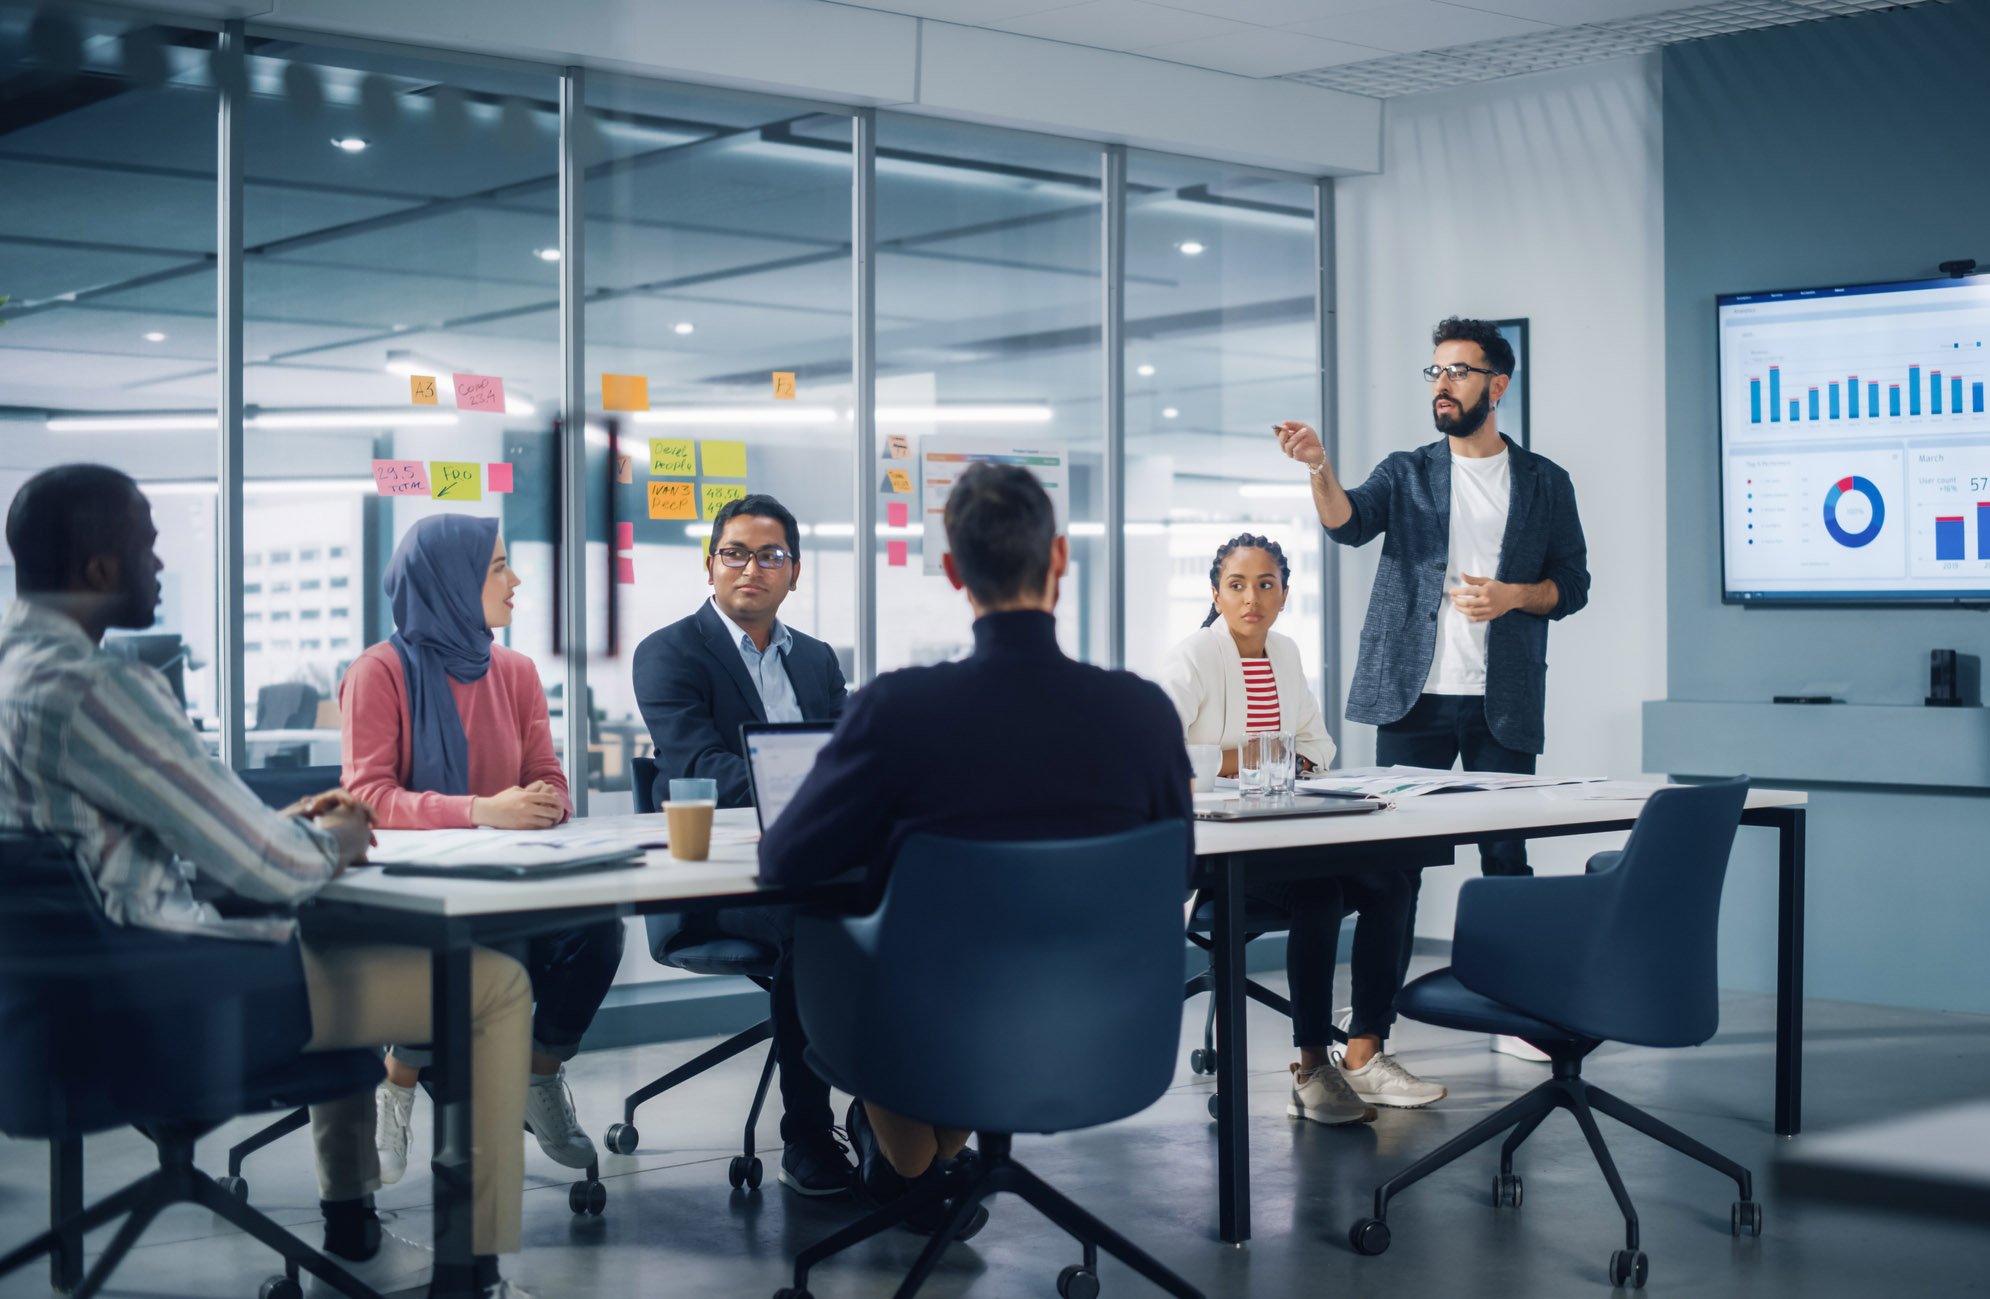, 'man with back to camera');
632,493,853,1197
1274,316,1590,1068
